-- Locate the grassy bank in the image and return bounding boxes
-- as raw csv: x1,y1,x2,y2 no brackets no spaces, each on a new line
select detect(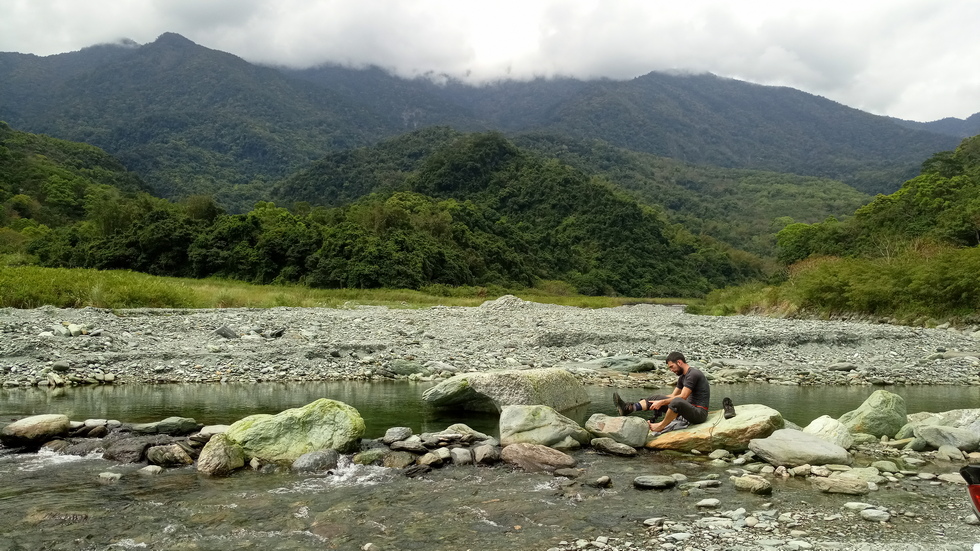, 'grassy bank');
0,266,687,309
688,247,980,326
